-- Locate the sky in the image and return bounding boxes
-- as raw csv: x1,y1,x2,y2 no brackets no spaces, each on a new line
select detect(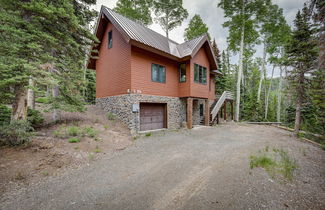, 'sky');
93,0,306,76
